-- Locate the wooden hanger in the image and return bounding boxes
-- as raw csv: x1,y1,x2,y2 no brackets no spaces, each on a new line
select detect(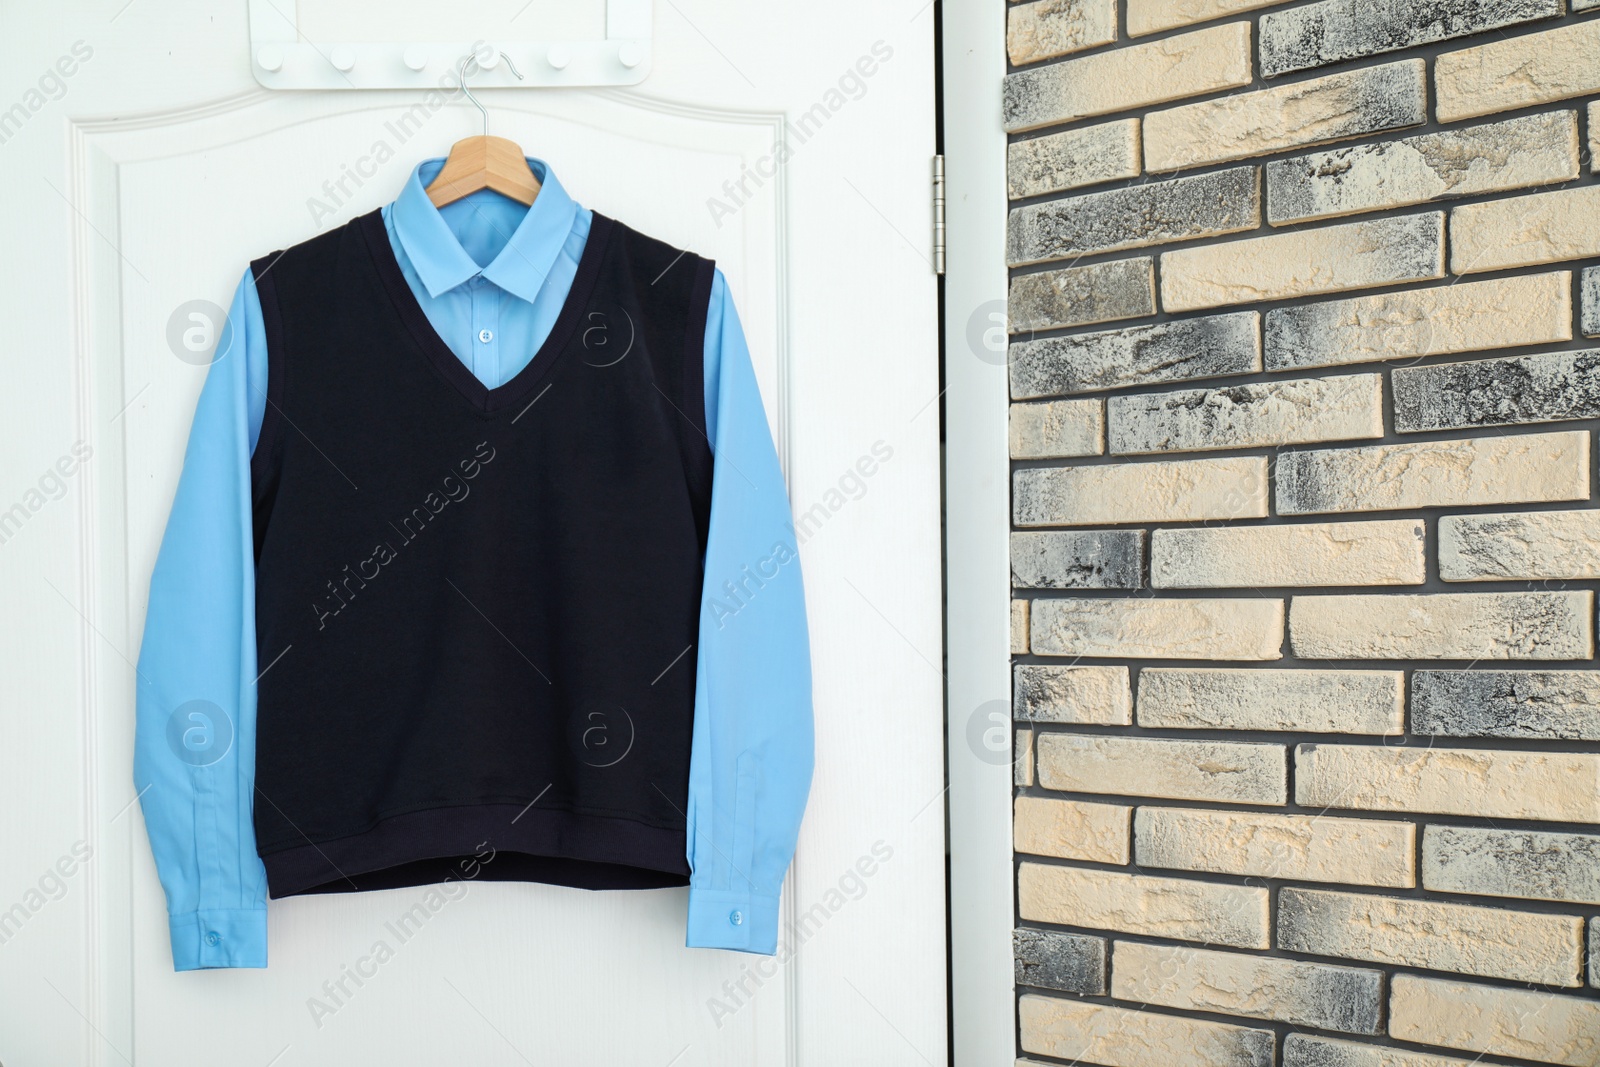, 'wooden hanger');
426,52,541,209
